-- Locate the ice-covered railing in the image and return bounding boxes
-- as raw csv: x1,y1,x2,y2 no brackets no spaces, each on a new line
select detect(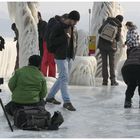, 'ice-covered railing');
7,2,39,67
69,30,97,86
